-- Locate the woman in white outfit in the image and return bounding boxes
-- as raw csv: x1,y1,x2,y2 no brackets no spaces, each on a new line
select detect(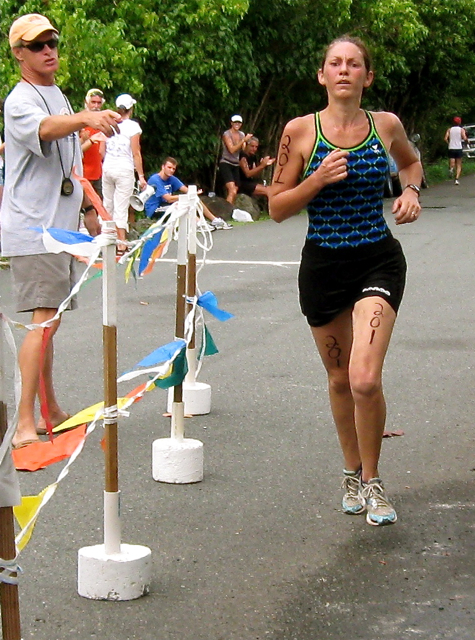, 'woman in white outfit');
444,116,467,185
102,94,146,252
